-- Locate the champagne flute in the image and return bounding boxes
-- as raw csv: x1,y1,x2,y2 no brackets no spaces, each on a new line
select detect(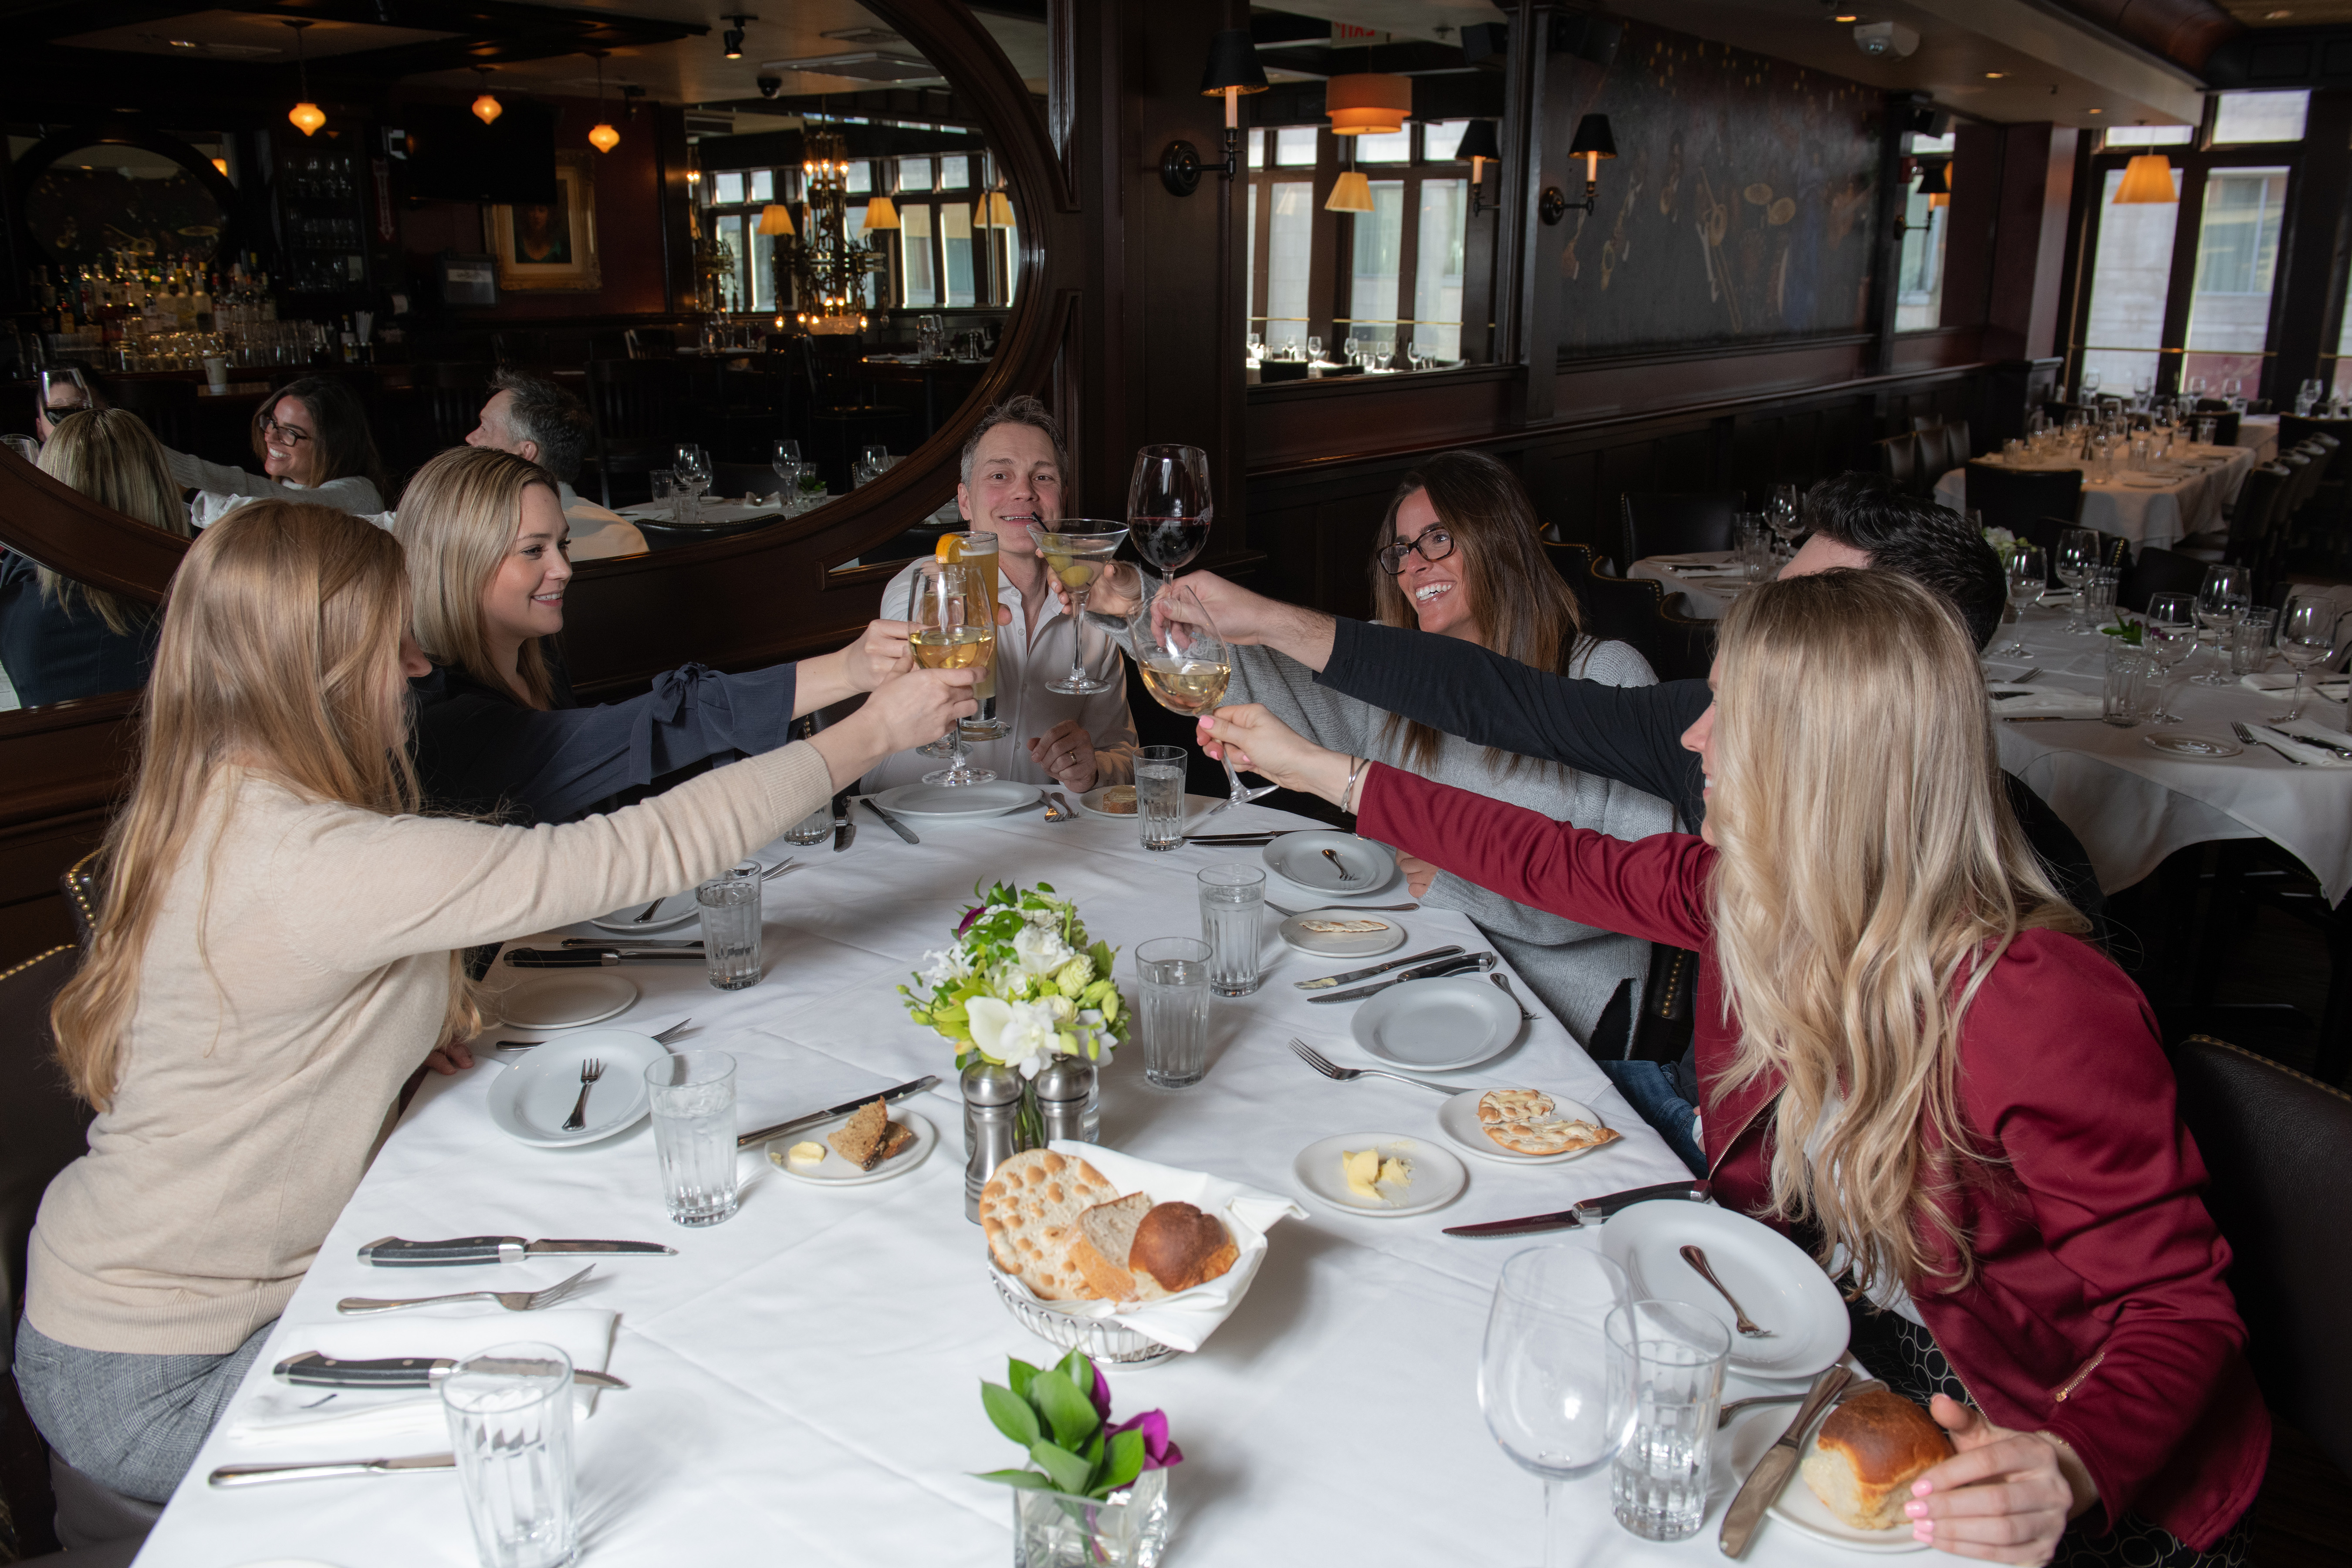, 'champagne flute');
1477,1247,1634,1568
1995,544,2045,657
1128,444,1214,605
2055,528,2100,634
1141,582,1274,813
2142,591,2197,724
2193,564,2251,686
905,563,996,787
1027,521,1129,696
2277,593,2336,723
